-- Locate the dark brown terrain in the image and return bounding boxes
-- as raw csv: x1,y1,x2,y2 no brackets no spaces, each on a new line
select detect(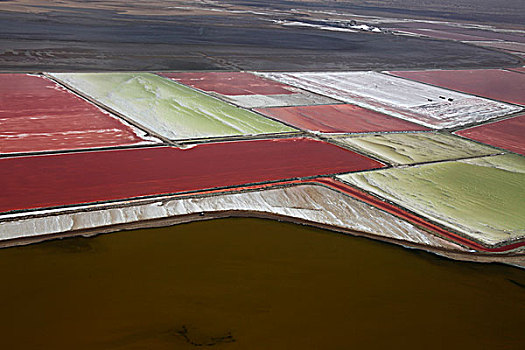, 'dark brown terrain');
0,0,521,71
